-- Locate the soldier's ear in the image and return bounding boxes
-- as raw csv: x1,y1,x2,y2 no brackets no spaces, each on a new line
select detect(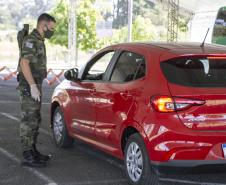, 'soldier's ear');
43,24,47,31
40,21,47,31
